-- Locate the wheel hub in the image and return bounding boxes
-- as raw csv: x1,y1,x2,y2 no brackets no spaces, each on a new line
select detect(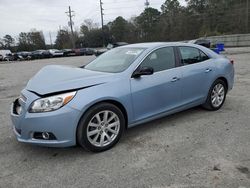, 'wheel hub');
87,110,120,147
211,83,225,108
